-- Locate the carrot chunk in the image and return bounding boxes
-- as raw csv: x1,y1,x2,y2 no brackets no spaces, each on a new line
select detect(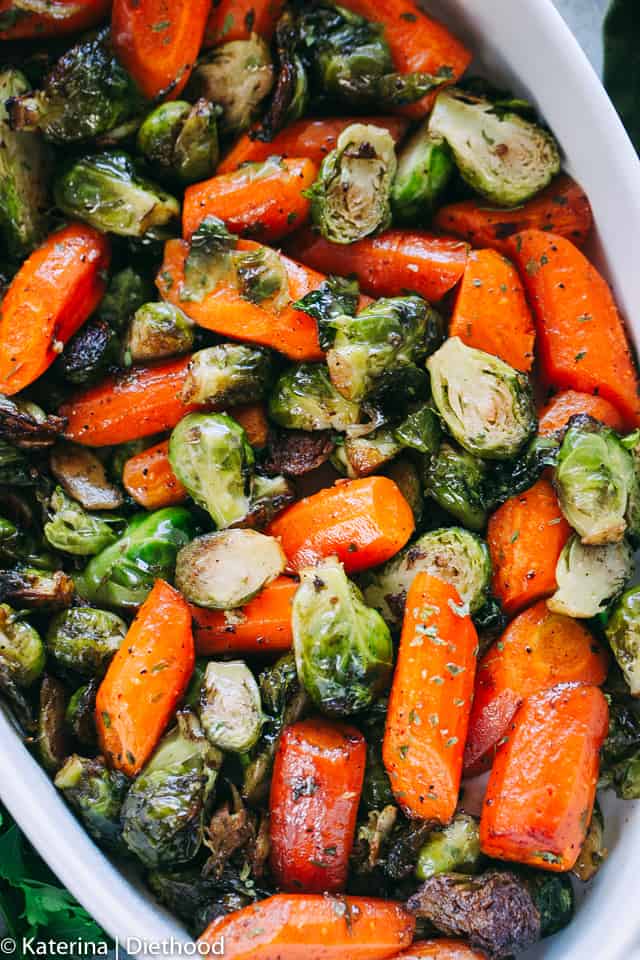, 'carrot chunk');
123,439,188,510
538,389,627,435
204,0,285,47
192,576,297,656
